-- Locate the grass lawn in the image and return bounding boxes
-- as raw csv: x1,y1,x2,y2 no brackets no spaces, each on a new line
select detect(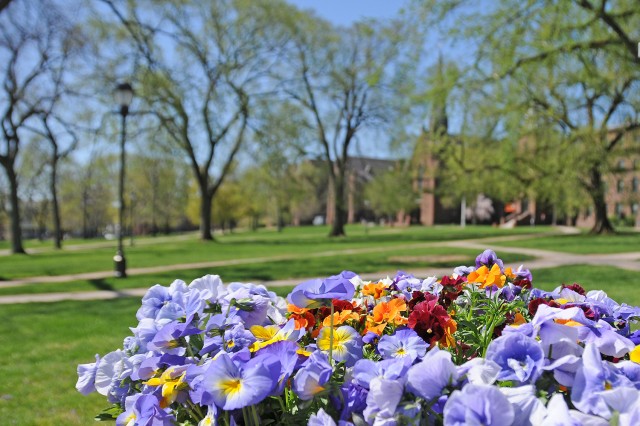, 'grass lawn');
499,230,640,254
0,263,638,425
0,248,534,296
0,298,139,426
0,225,552,280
